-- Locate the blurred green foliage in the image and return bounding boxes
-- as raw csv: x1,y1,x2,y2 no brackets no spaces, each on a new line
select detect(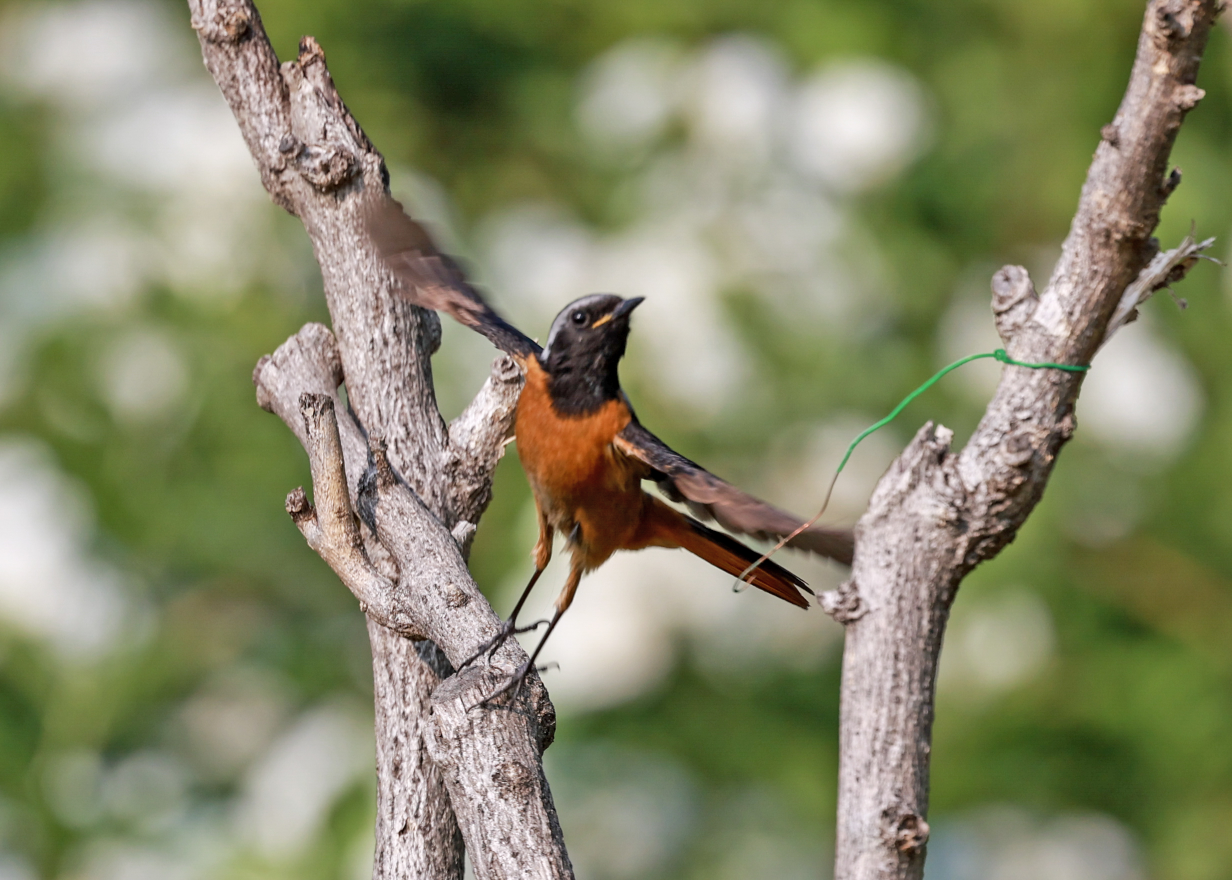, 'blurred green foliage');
0,0,1230,878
